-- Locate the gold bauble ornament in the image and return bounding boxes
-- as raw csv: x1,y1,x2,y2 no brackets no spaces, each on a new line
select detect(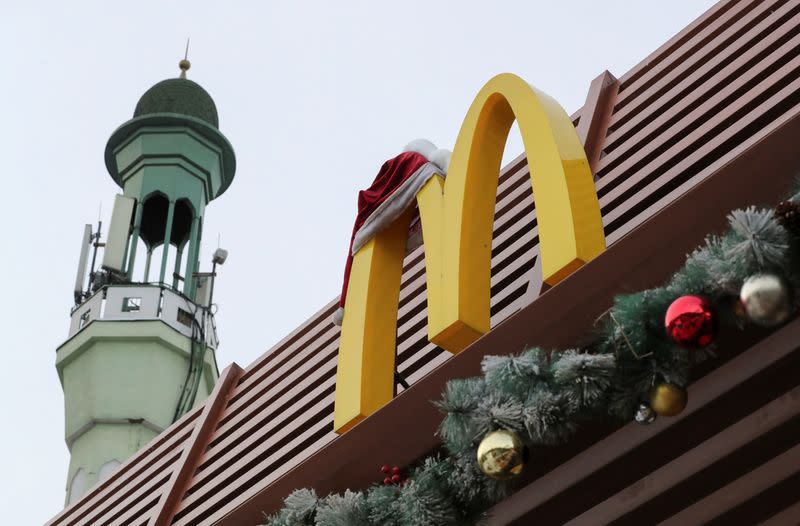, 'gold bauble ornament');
650,383,688,417
476,429,528,480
